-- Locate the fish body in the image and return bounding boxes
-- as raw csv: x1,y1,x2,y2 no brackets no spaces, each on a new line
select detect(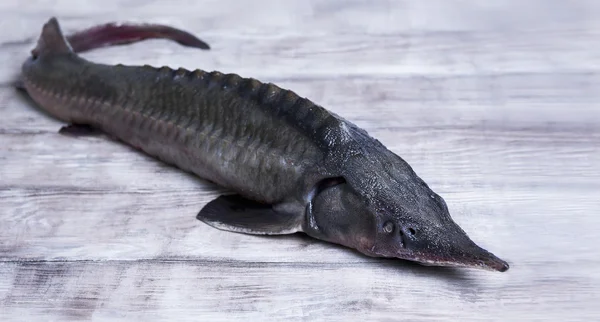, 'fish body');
21,18,509,272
